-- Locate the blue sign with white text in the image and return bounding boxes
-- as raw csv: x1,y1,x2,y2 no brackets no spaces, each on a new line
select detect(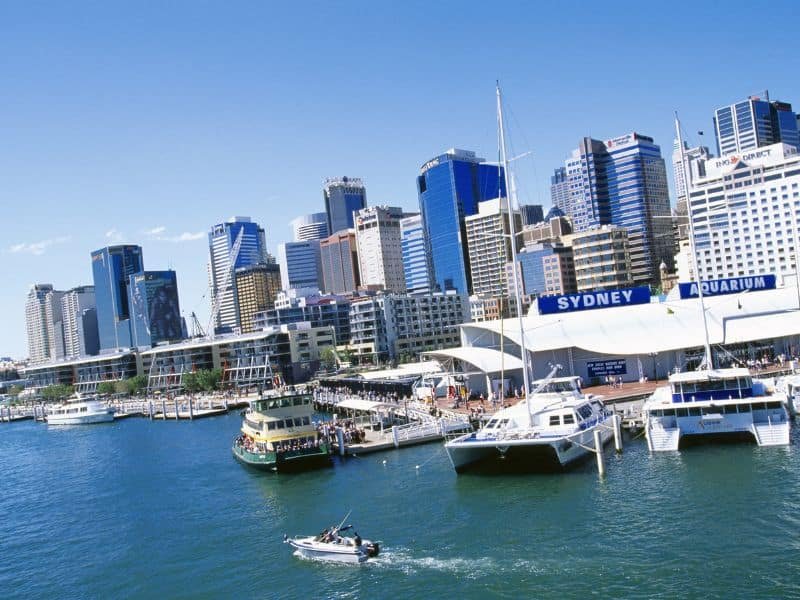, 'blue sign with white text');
538,286,651,315
587,359,627,378
678,275,776,299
